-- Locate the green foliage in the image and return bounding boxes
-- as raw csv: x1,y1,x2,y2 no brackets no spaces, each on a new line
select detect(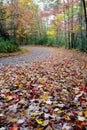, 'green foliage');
0,37,20,53
33,33,56,47
46,36,56,46
56,37,65,47
35,34,48,45
69,33,86,51
72,25,82,33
